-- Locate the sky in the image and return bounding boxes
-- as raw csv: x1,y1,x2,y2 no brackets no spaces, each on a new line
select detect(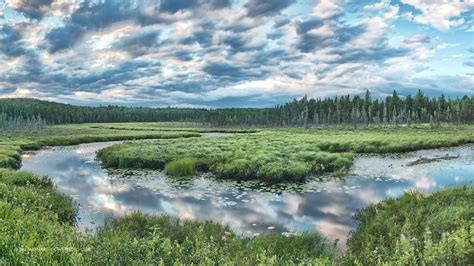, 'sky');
0,0,473,108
